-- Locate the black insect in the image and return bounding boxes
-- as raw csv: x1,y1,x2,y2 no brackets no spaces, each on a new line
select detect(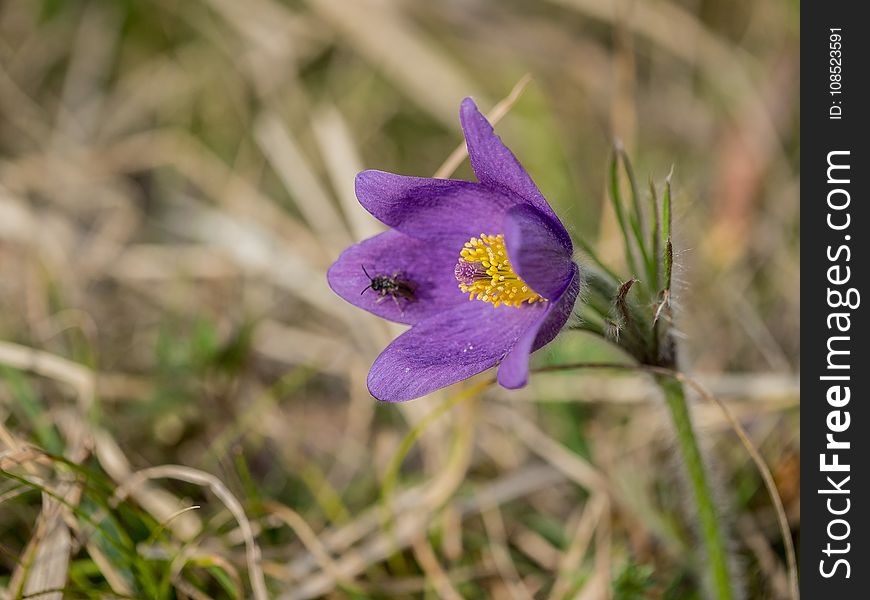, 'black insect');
360,266,417,312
